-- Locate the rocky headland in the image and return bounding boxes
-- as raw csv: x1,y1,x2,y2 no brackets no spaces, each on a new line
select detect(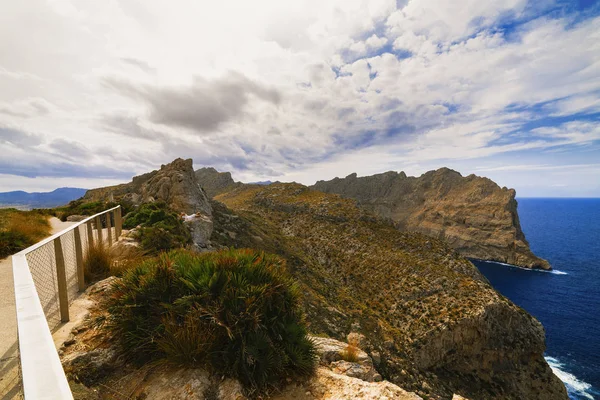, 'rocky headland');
311,168,550,270
210,182,566,399
63,159,566,399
